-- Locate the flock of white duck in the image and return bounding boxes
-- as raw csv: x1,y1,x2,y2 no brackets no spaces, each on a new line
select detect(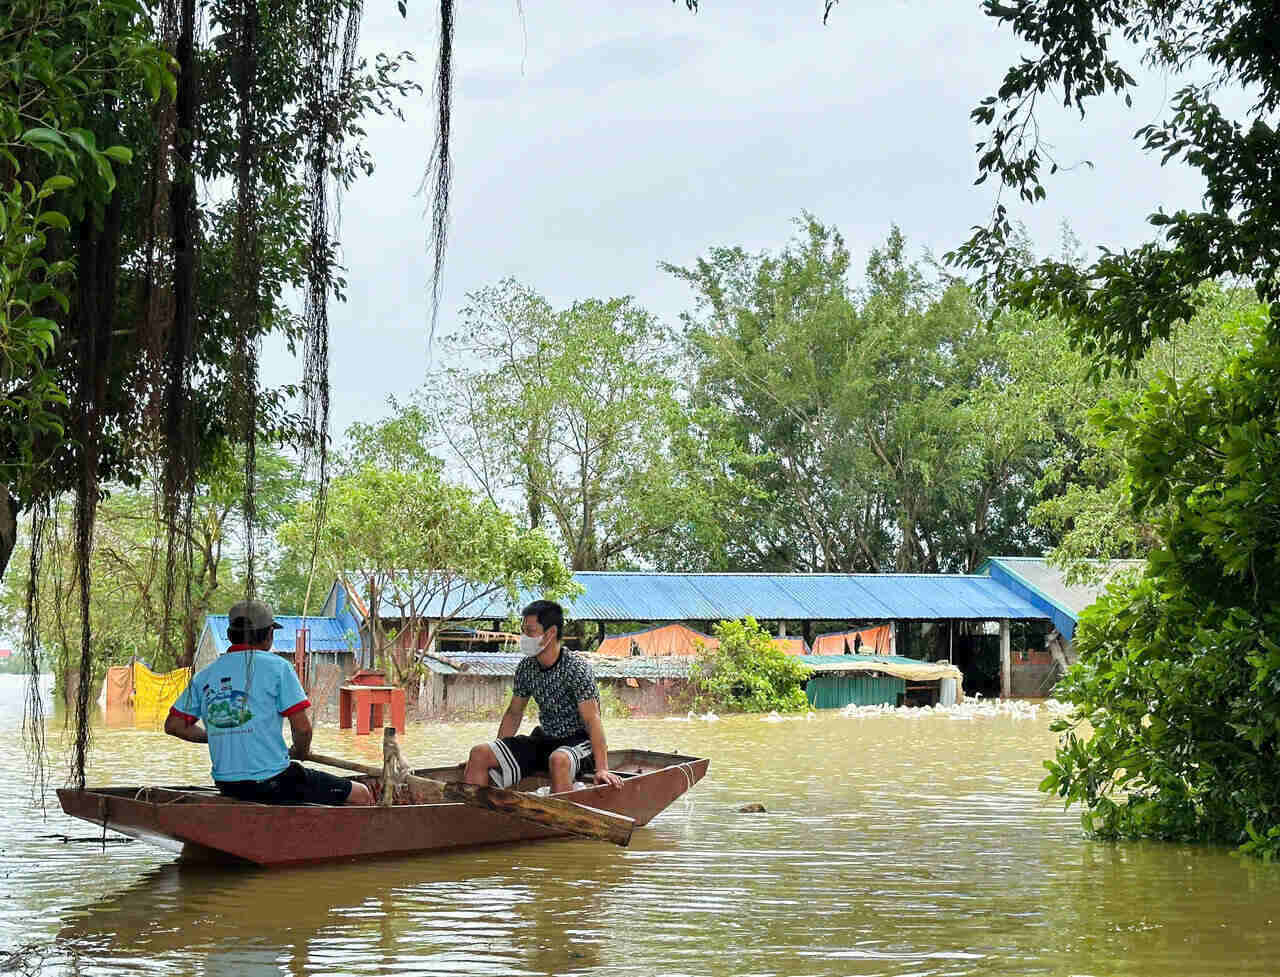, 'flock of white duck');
666,697,1074,723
